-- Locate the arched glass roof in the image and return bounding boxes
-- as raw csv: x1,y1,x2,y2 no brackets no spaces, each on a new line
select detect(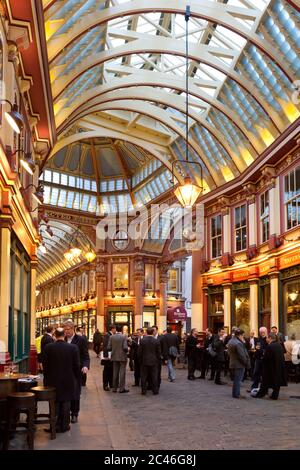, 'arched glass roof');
37,220,94,285
43,0,300,198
